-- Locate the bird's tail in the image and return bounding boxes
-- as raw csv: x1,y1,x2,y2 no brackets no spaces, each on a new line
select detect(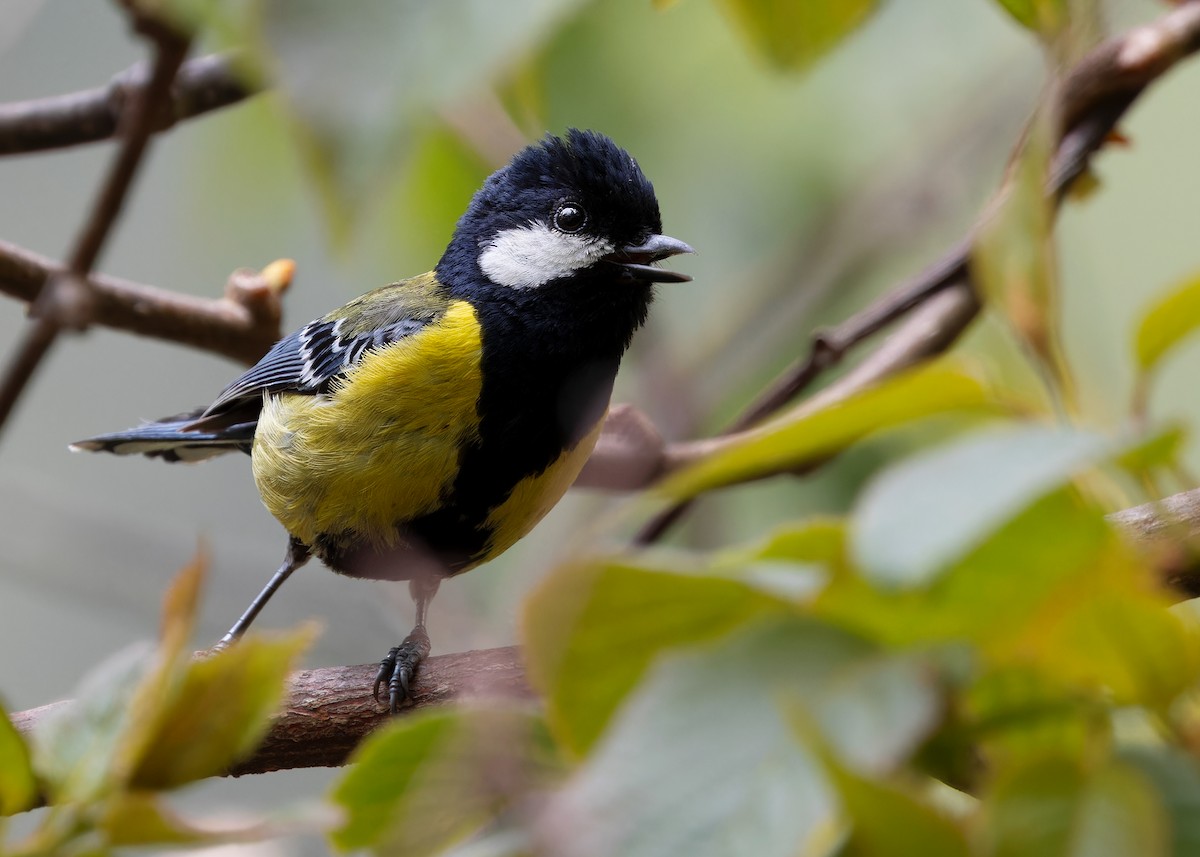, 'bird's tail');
70,409,256,463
